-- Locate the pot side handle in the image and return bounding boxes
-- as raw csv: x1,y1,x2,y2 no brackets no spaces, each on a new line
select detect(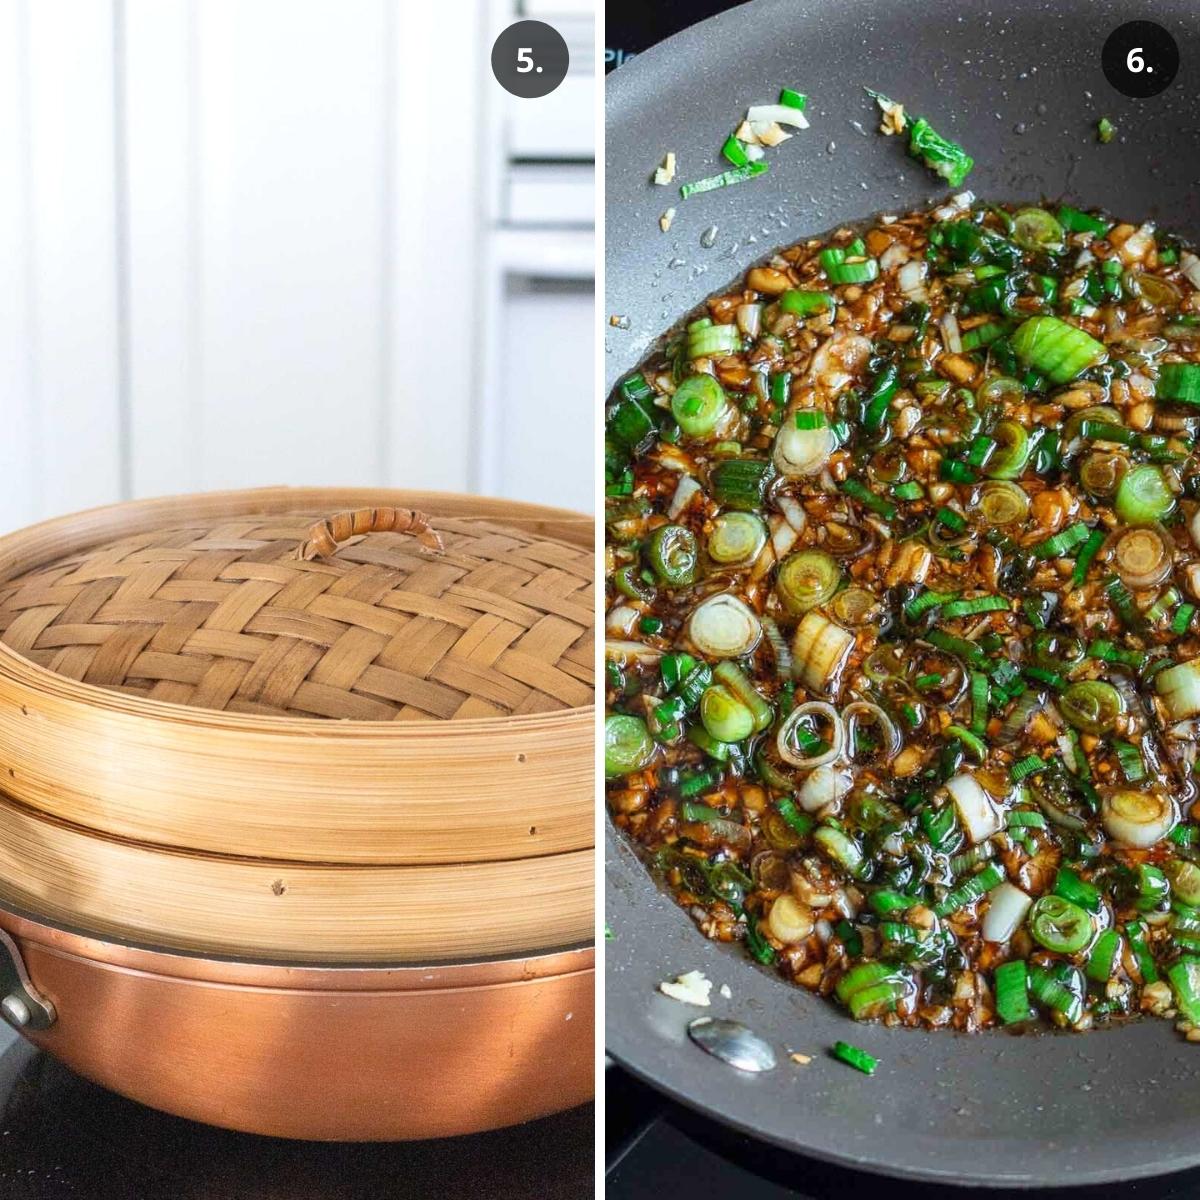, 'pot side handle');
0,929,55,1032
